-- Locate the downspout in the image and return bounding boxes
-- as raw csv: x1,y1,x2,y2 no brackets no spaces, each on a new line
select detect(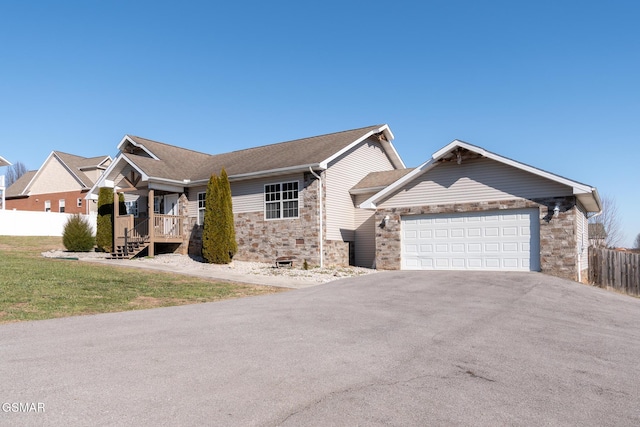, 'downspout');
309,167,323,268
